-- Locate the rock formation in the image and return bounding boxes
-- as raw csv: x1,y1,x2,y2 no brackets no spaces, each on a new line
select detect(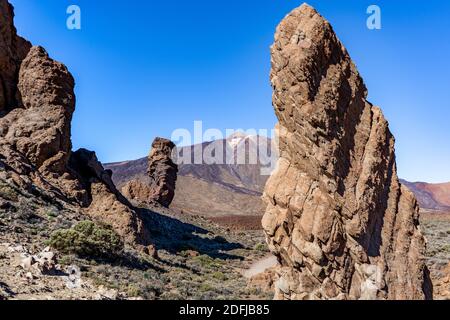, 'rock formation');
69,149,149,243
0,0,148,244
106,134,272,219
122,137,178,208
262,4,432,300
434,262,450,299
147,138,178,207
